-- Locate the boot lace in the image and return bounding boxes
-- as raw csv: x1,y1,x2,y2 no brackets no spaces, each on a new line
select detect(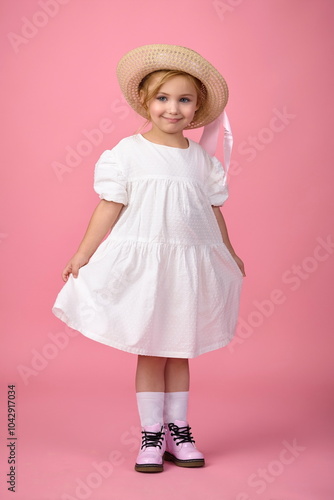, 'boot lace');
141,427,165,450
168,423,195,446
